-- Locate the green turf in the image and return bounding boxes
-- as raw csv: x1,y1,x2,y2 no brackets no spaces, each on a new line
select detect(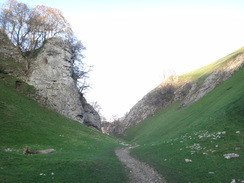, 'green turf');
0,74,129,183
180,47,244,82
123,63,244,182
1,45,243,183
